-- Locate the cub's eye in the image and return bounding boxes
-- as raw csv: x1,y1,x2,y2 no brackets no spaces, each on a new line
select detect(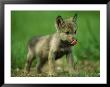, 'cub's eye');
65,31,69,34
